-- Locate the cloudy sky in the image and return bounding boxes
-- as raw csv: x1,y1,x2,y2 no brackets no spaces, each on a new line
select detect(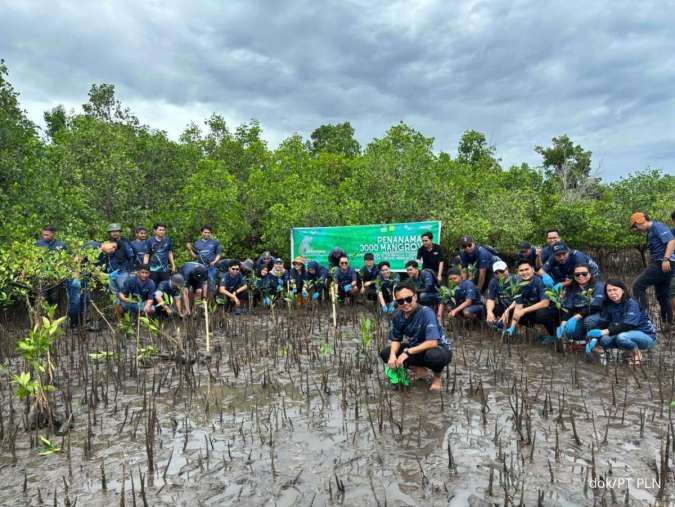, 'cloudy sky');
2,0,674,179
